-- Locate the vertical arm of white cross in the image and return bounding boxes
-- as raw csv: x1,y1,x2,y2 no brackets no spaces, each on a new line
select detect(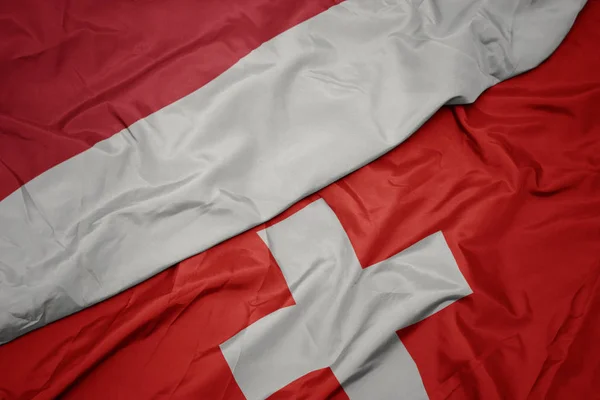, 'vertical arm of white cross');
221,200,364,399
